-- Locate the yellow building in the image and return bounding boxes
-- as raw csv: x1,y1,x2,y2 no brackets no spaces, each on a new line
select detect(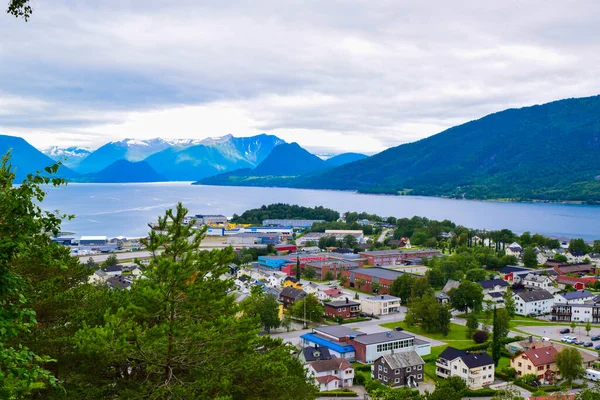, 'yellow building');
510,346,560,384
282,277,303,289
